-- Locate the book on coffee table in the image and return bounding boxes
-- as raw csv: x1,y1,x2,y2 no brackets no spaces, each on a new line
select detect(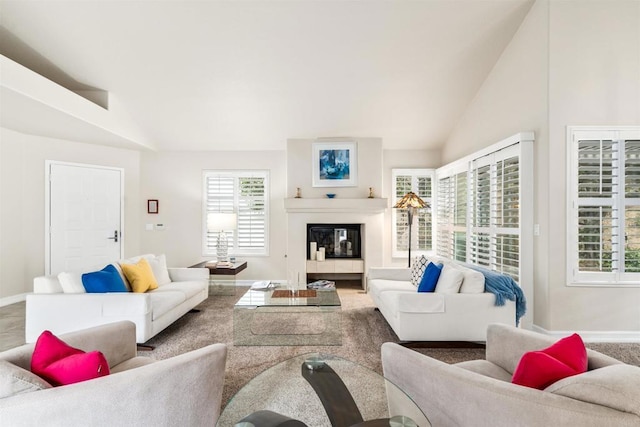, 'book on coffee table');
307,280,335,290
